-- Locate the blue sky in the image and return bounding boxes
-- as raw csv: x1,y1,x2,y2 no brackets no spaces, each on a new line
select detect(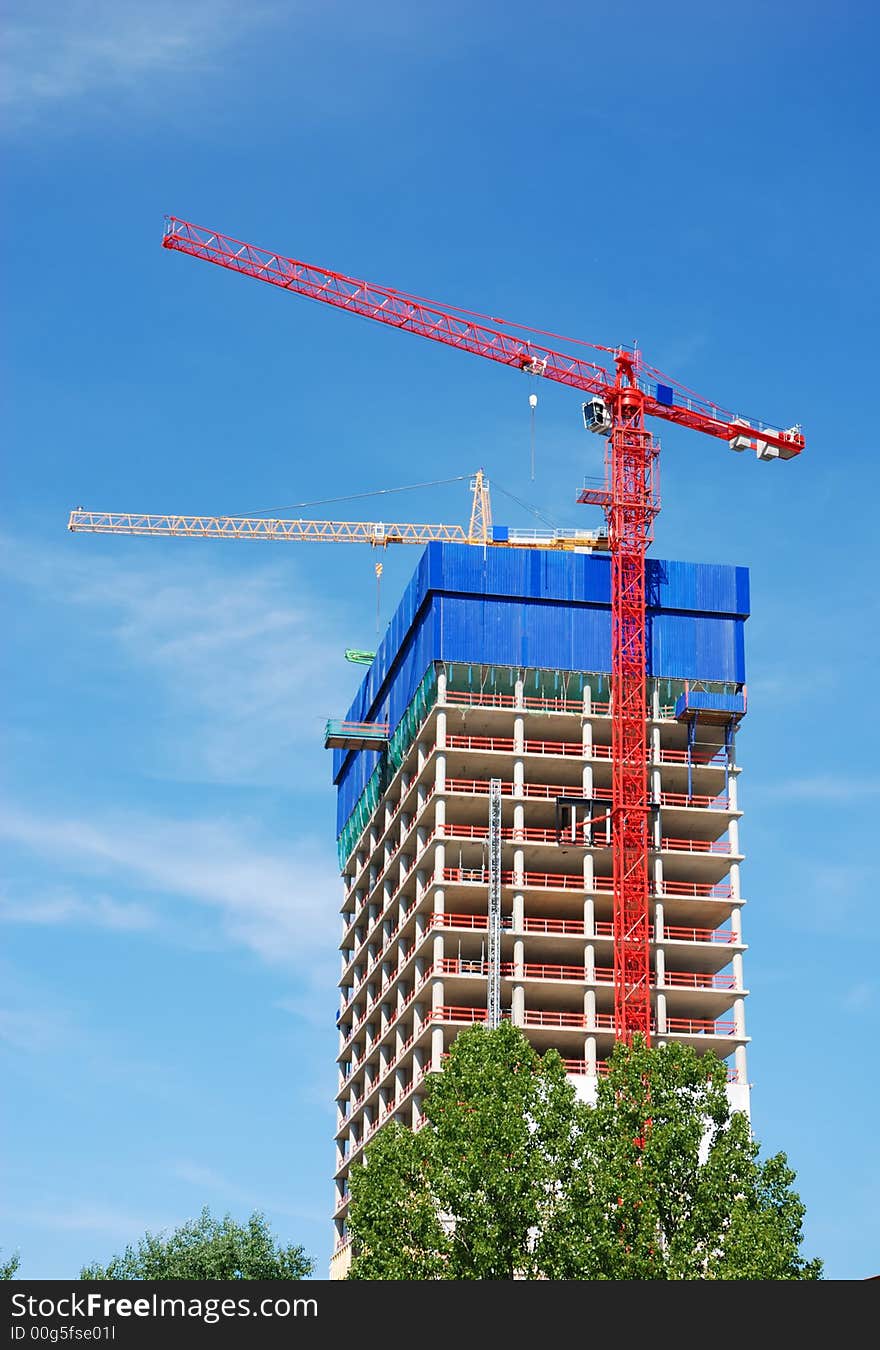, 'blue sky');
2,0,878,1279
